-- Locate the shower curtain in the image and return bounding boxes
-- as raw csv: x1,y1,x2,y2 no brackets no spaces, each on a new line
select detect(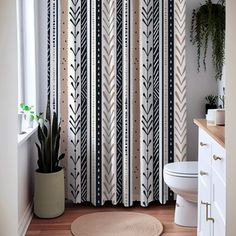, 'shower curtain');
47,0,187,207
